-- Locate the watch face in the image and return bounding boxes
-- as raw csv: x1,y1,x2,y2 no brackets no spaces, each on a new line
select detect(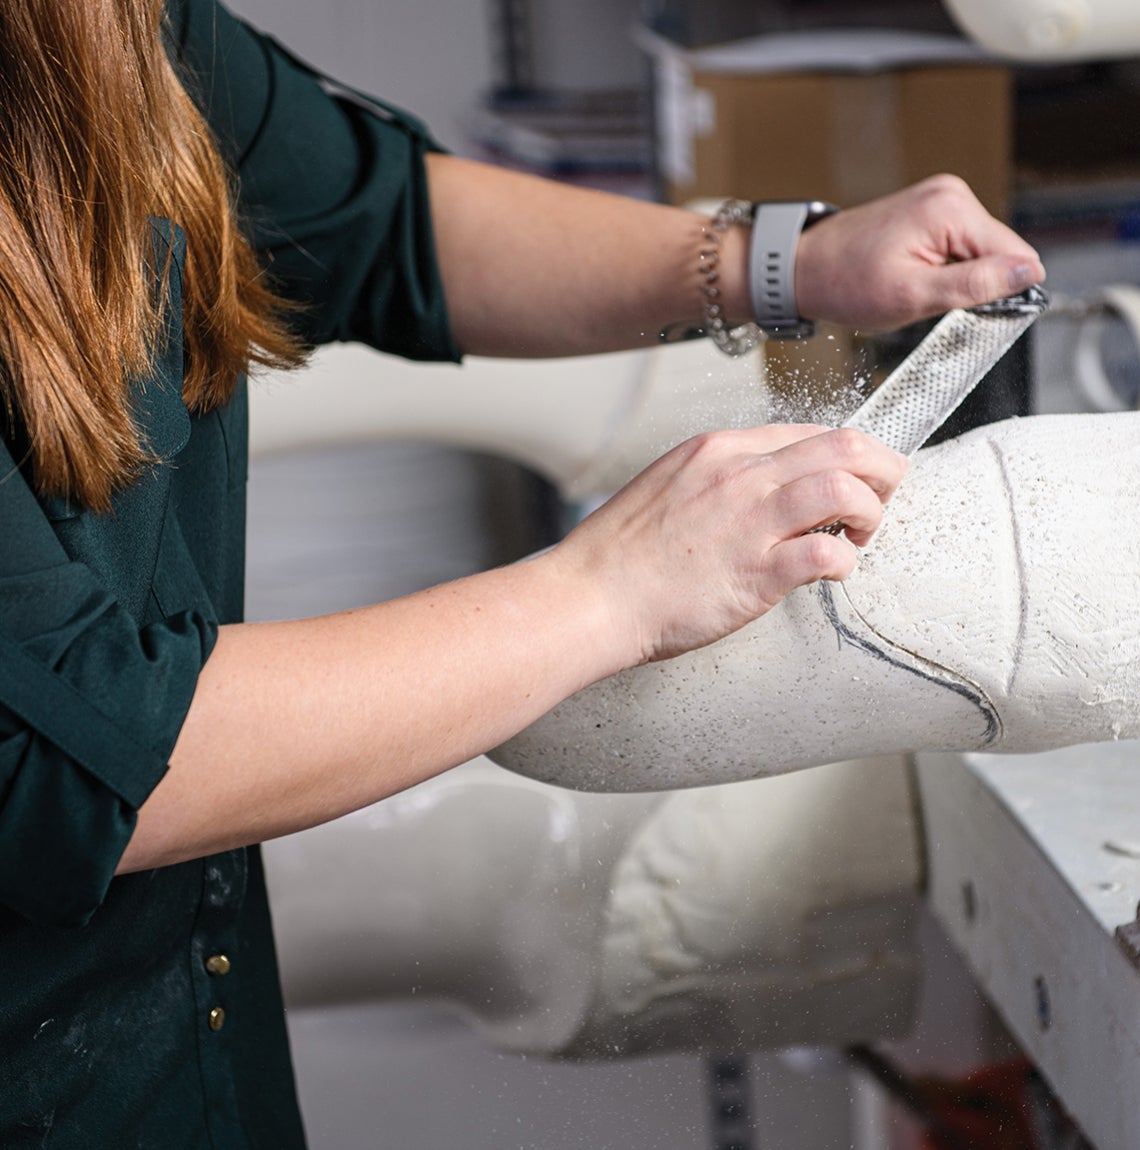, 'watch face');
804,202,840,227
